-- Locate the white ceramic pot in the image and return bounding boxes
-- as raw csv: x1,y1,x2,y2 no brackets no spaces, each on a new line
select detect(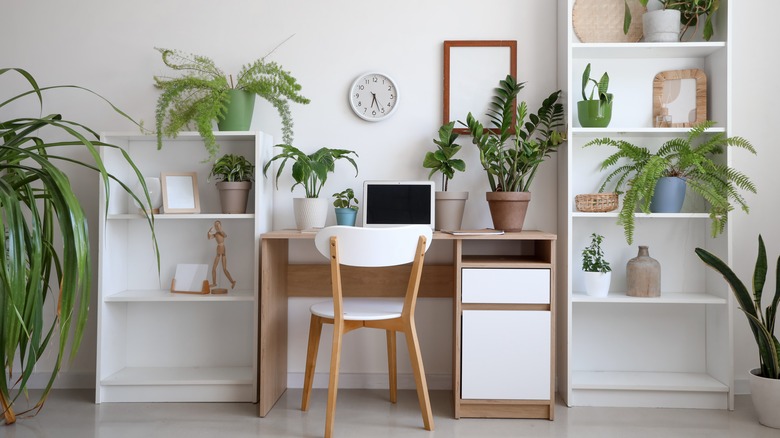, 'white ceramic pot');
643,9,681,42
434,191,468,231
293,197,329,230
748,368,780,429
584,271,611,297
